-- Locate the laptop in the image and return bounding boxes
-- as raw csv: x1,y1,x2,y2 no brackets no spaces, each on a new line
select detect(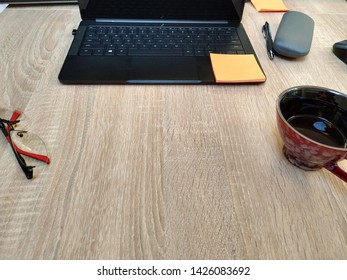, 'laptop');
58,0,263,84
